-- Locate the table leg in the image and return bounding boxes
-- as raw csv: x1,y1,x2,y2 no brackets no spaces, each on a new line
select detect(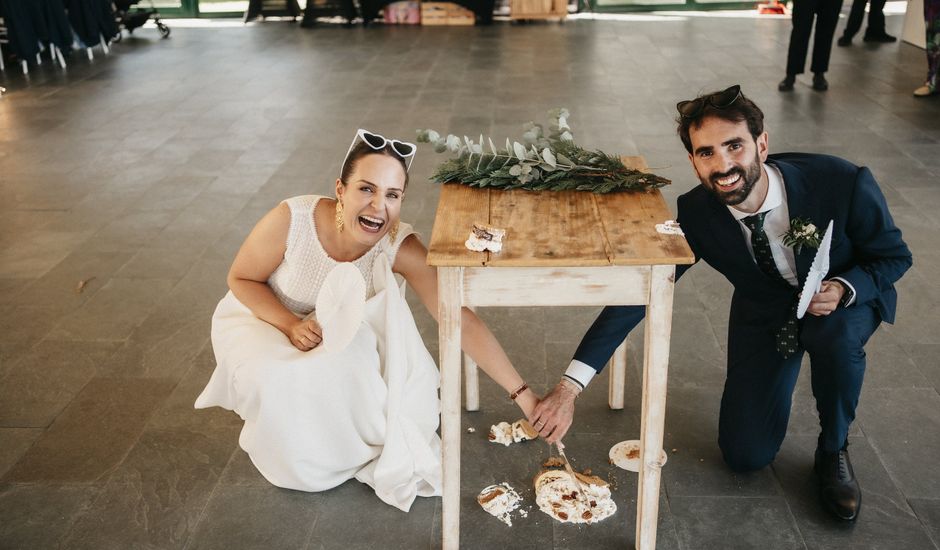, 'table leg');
464,307,480,411
463,353,480,411
607,339,628,410
438,267,463,550
636,265,676,550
